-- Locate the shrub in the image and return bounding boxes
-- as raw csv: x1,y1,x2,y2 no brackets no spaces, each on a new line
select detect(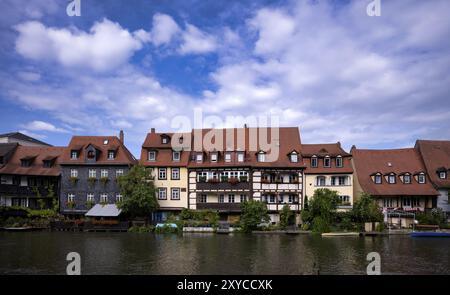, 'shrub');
155,224,180,234
279,204,294,229
240,200,270,233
